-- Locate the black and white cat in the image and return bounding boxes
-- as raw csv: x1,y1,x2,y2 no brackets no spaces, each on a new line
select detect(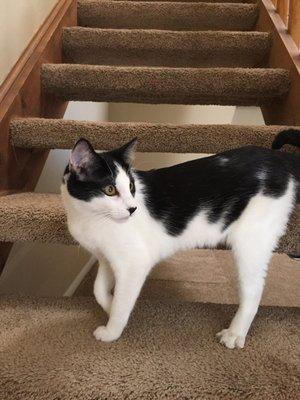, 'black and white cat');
61,130,299,349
